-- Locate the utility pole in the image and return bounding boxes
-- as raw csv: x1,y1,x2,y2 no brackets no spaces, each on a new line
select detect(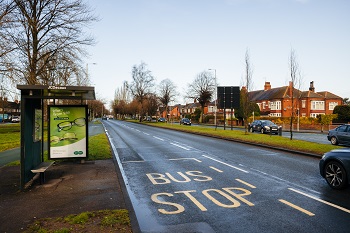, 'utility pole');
208,69,217,129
